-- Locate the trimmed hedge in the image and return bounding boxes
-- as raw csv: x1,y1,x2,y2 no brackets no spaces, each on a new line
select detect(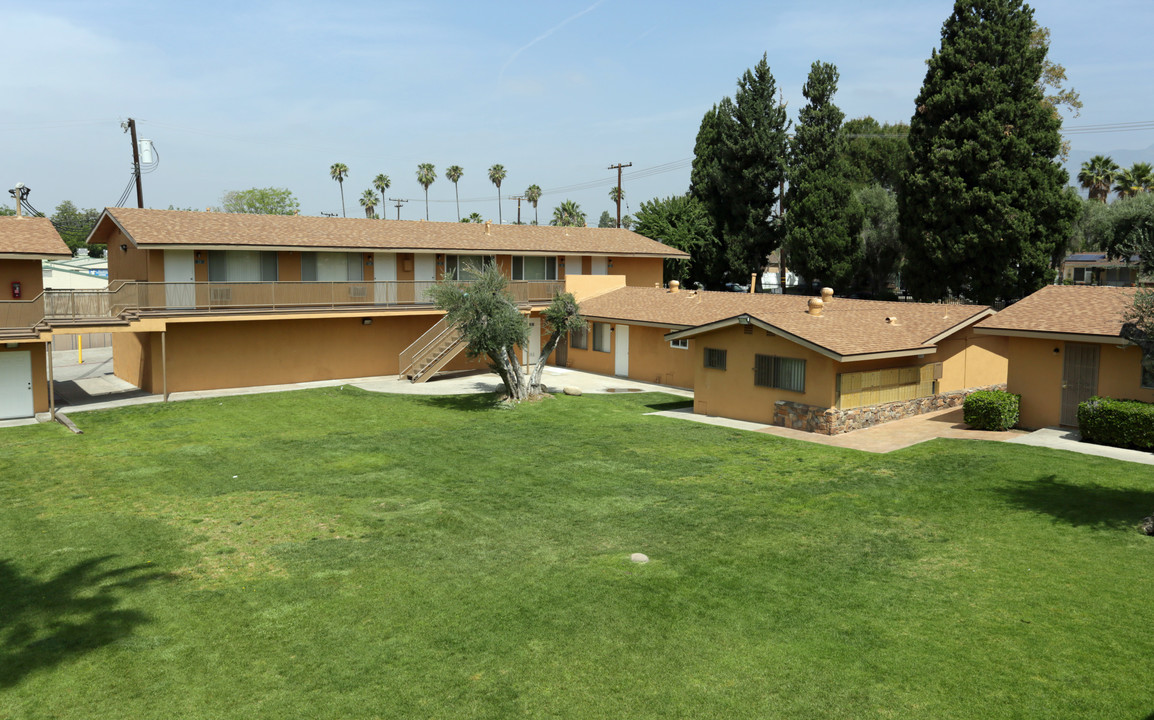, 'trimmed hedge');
963,390,1020,431
1077,396,1154,451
